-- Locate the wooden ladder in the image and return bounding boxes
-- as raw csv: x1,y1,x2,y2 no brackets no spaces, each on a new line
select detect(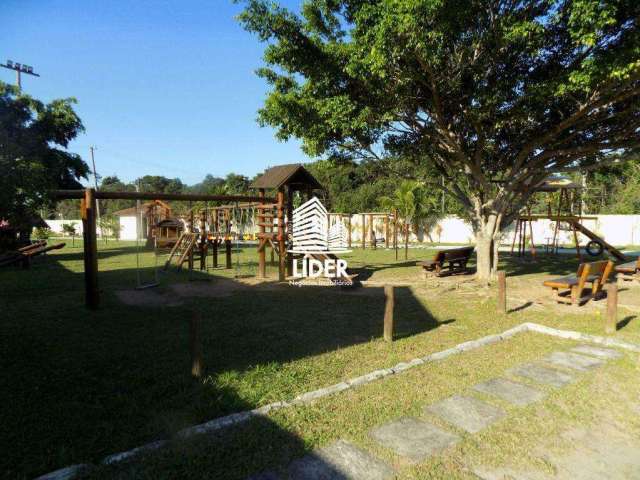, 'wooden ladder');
164,233,198,270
